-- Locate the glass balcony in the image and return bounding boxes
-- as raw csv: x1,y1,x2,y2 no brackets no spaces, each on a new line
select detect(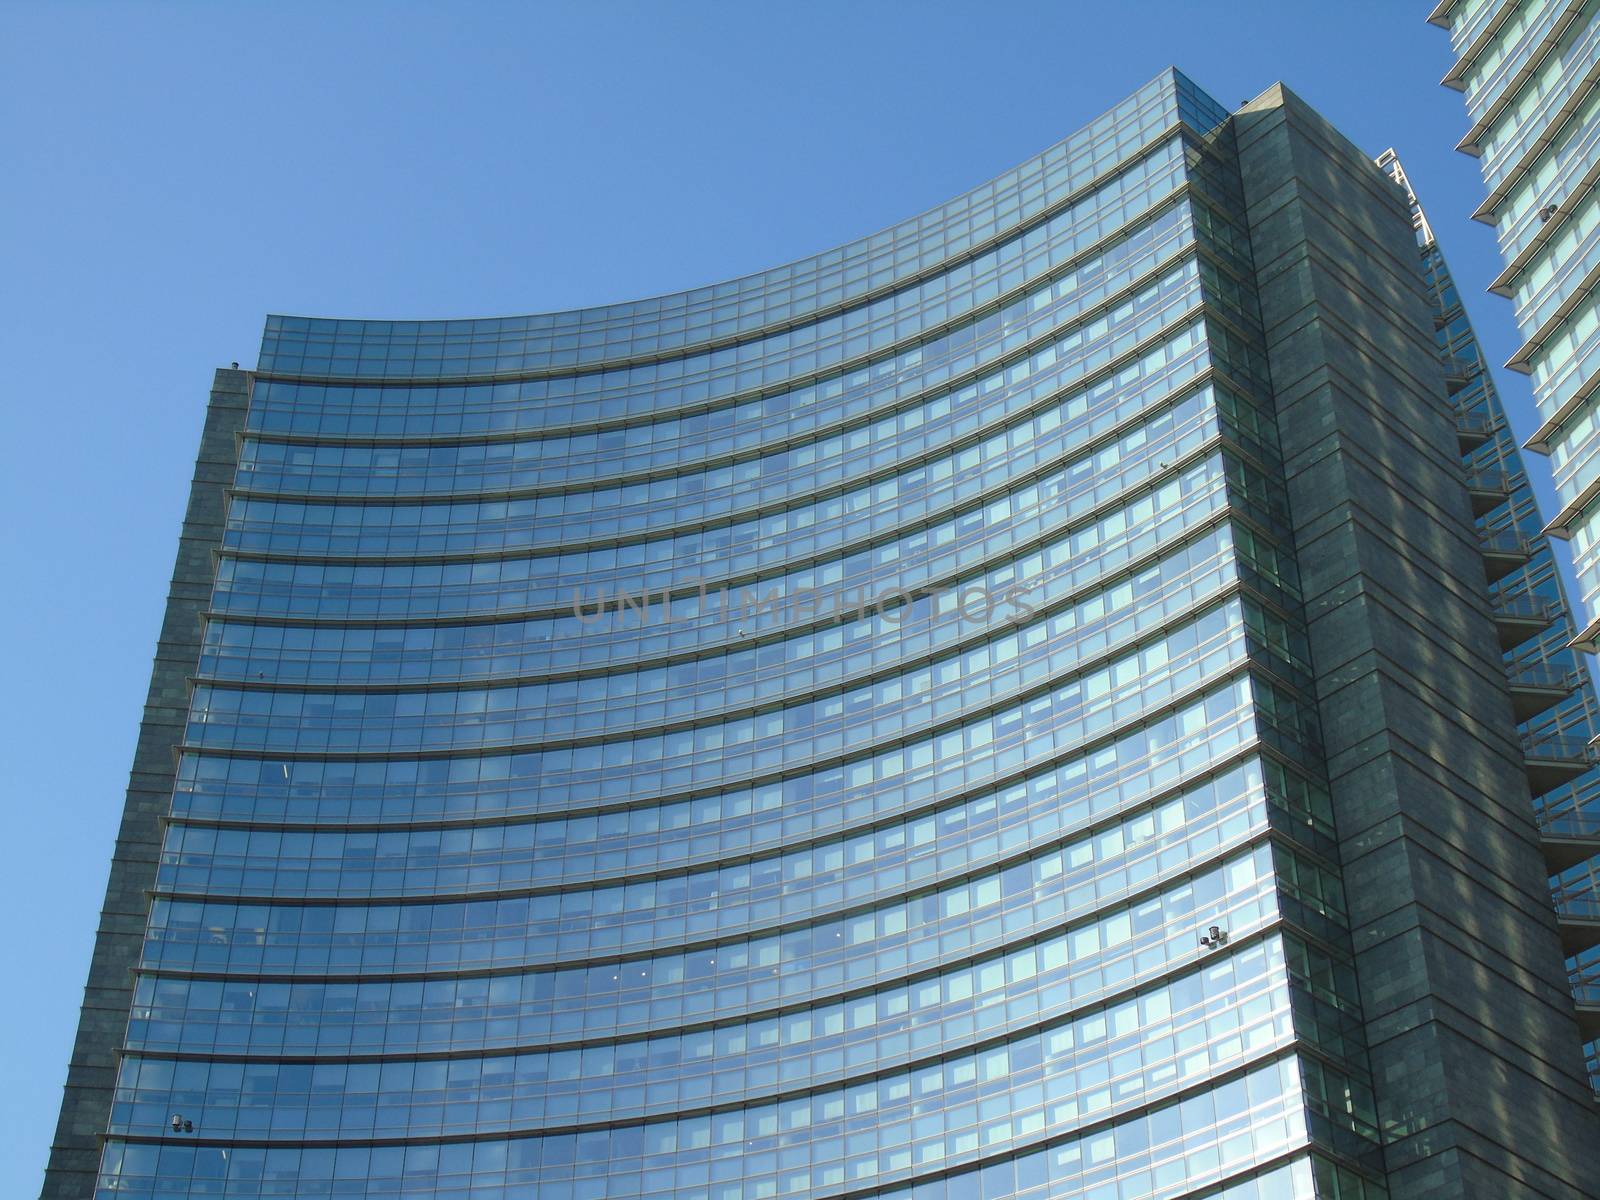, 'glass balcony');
1532,773,1600,868
1507,661,1586,720
1492,591,1562,648
1480,528,1533,581
1466,466,1513,515
1455,408,1494,451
